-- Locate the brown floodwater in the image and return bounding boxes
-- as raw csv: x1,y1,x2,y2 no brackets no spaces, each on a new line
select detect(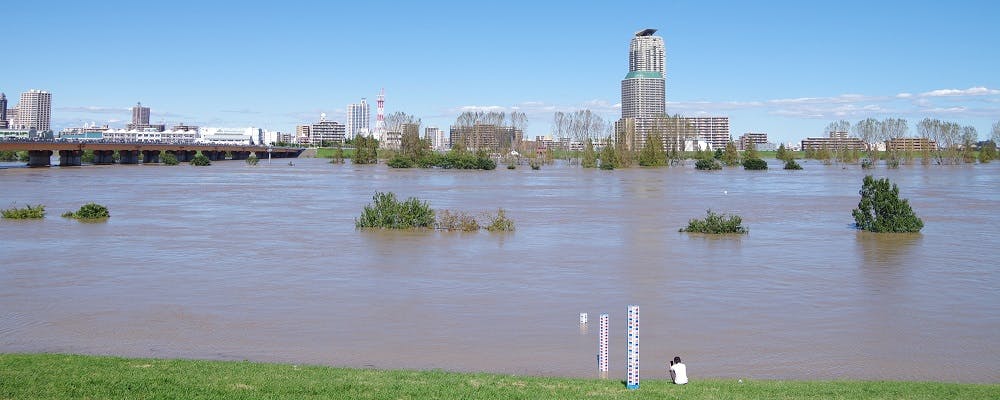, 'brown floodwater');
1,158,997,382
